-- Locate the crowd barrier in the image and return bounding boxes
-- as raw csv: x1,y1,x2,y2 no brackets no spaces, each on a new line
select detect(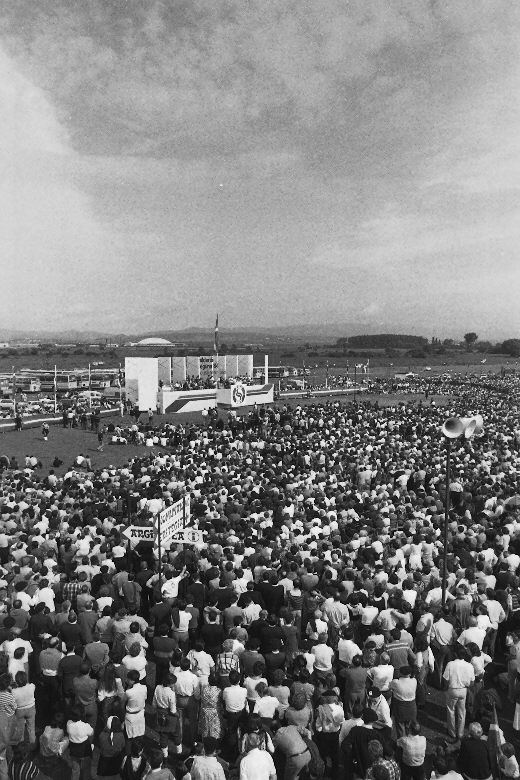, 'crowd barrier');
279,386,366,399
